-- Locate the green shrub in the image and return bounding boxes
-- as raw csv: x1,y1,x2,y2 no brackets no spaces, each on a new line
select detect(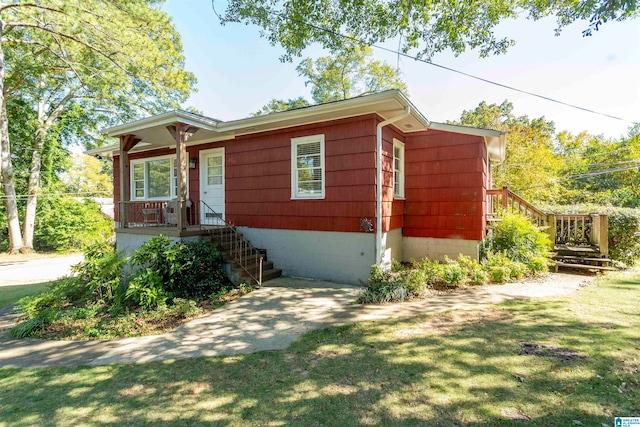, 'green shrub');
482,252,528,283
410,258,445,286
457,255,489,285
125,268,169,309
10,315,50,338
172,298,201,318
482,213,552,267
34,196,113,253
469,268,490,286
129,236,227,301
72,241,127,301
358,280,410,304
441,258,467,287
17,277,86,318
